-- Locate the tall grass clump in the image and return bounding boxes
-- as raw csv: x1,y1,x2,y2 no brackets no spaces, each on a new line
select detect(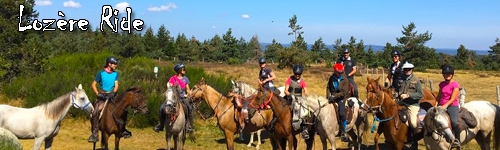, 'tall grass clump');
2,52,232,127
